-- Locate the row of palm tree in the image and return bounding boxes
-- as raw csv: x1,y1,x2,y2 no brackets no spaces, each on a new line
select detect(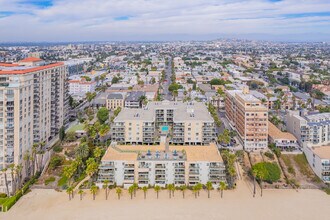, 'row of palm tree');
67,181,228,201
1,163,24,197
